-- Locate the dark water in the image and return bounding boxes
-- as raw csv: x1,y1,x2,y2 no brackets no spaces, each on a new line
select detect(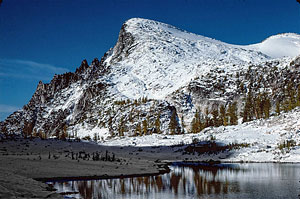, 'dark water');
48,163,300,199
